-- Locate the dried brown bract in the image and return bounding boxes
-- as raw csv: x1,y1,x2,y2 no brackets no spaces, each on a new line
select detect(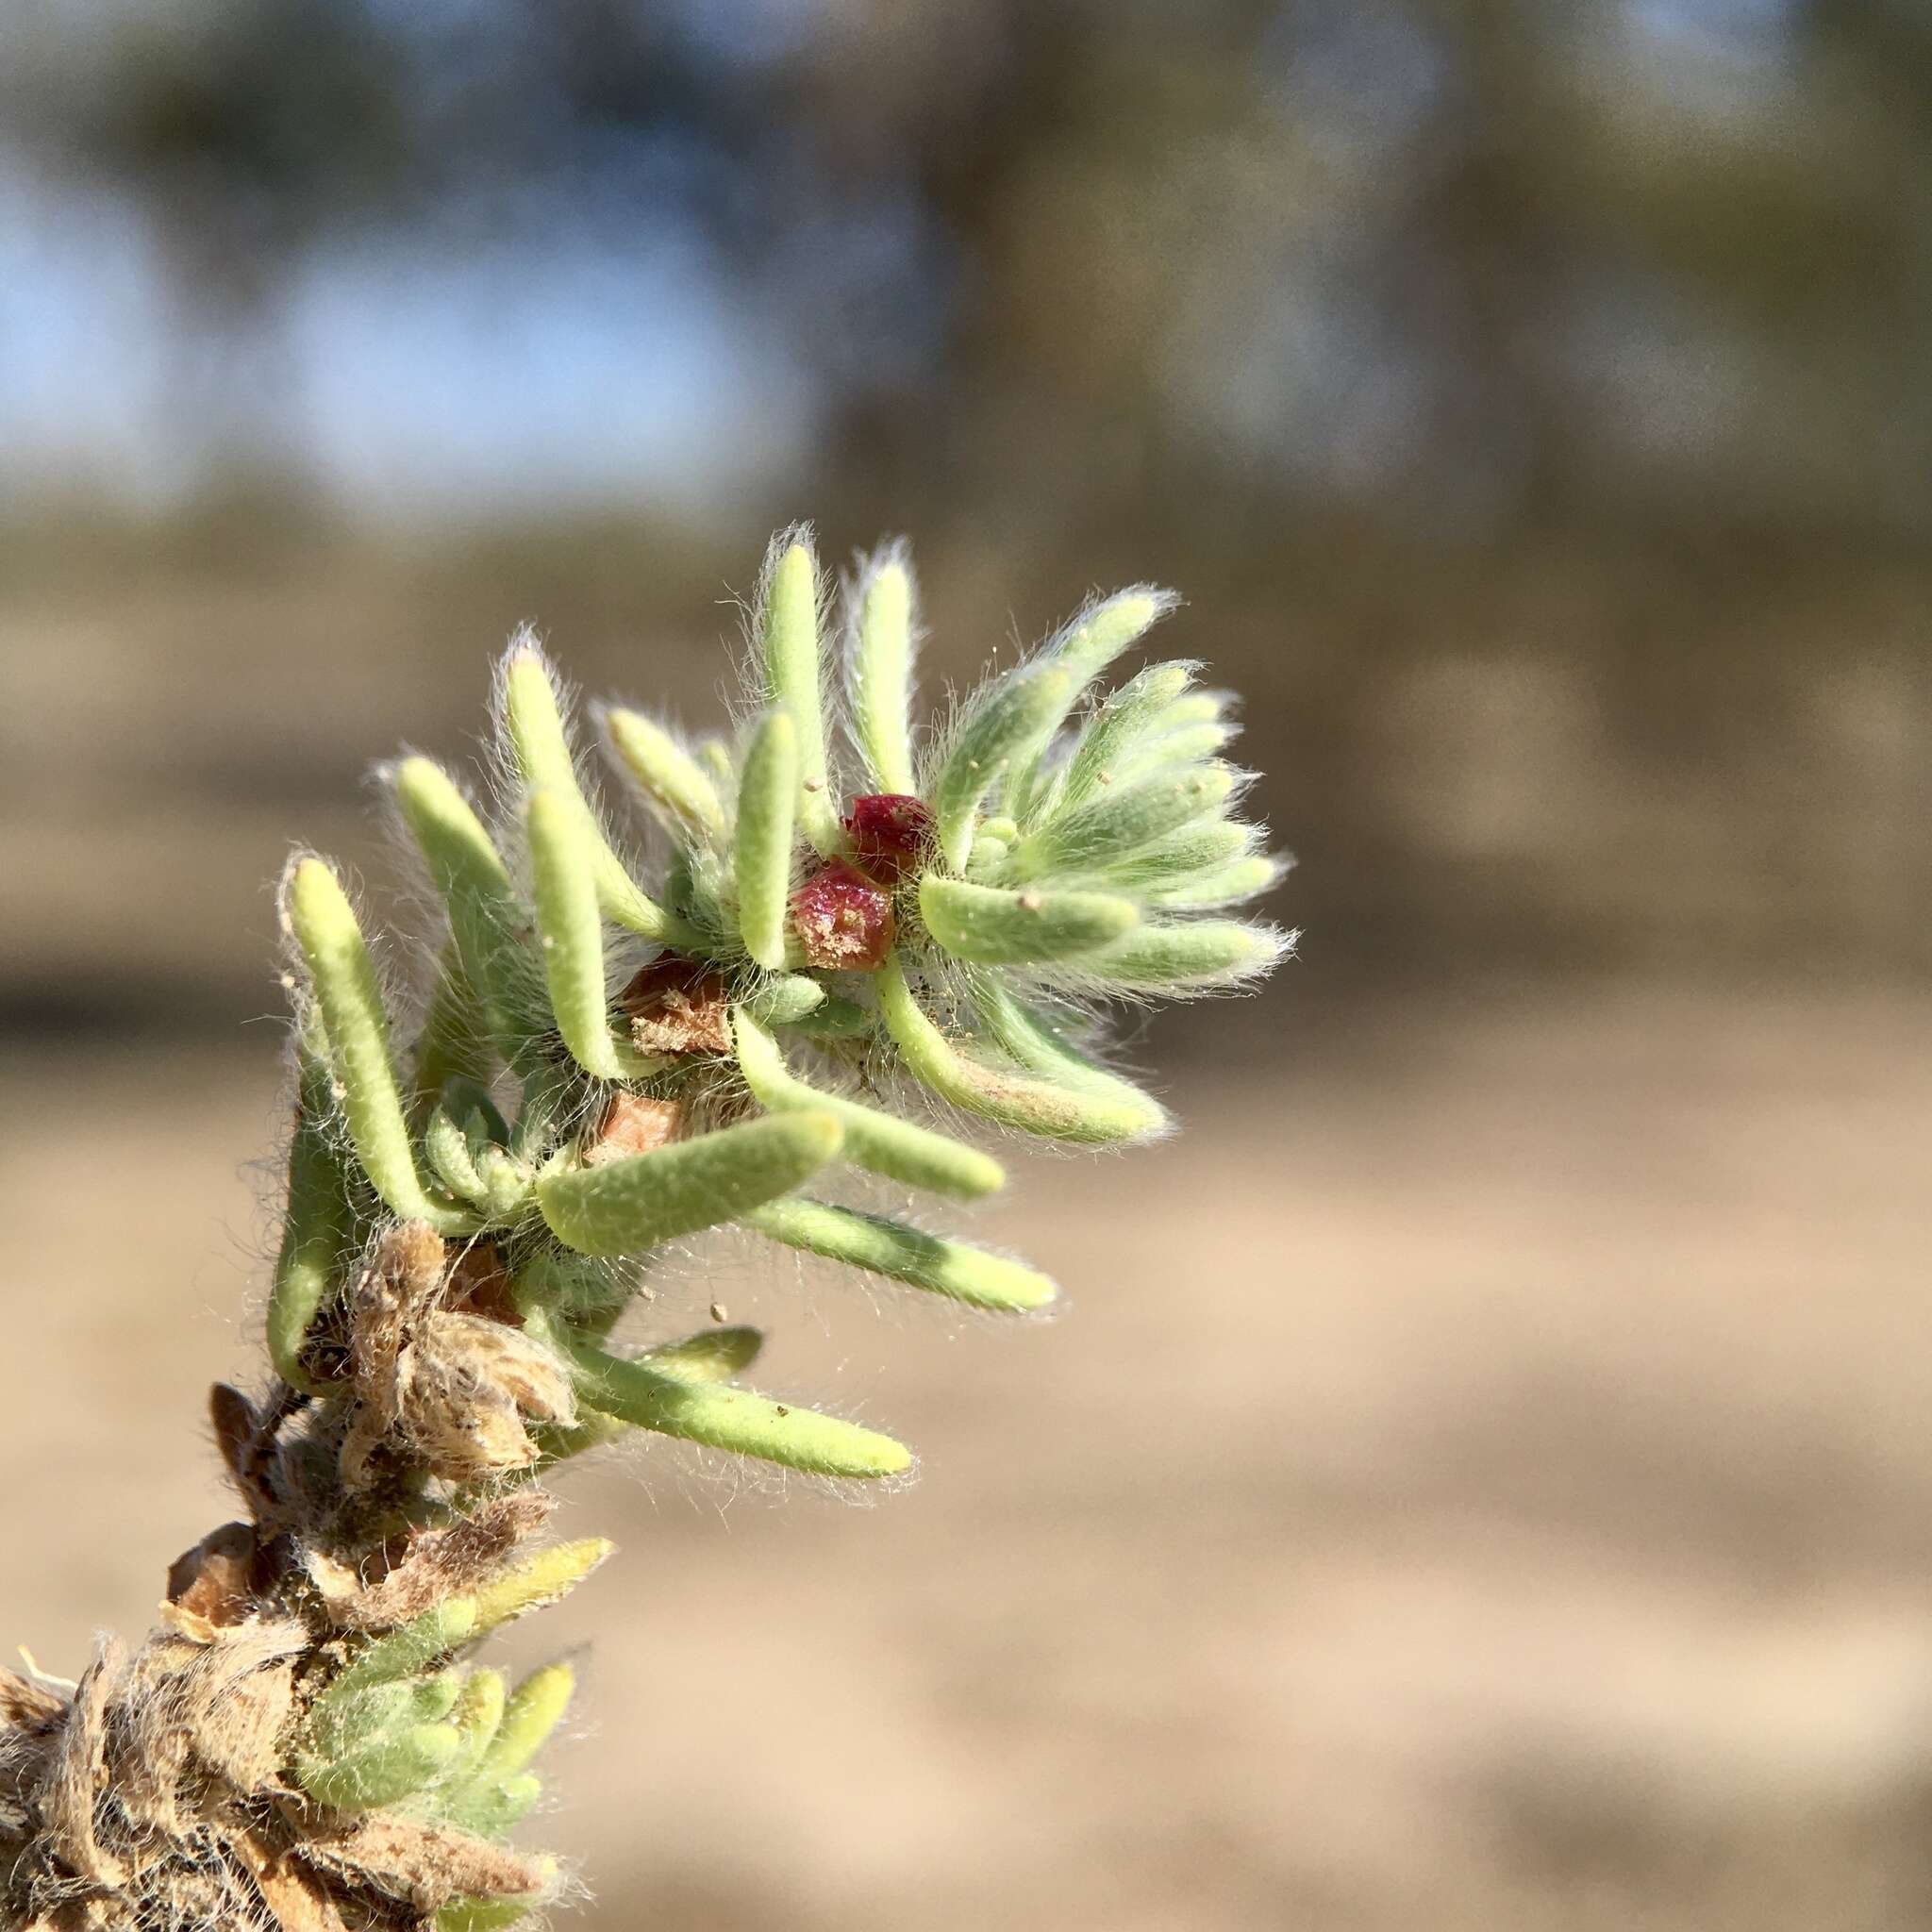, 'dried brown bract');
619,957,732,1056
338,1224,575,1491
305,1491,555,1632
584,1091,684,1165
